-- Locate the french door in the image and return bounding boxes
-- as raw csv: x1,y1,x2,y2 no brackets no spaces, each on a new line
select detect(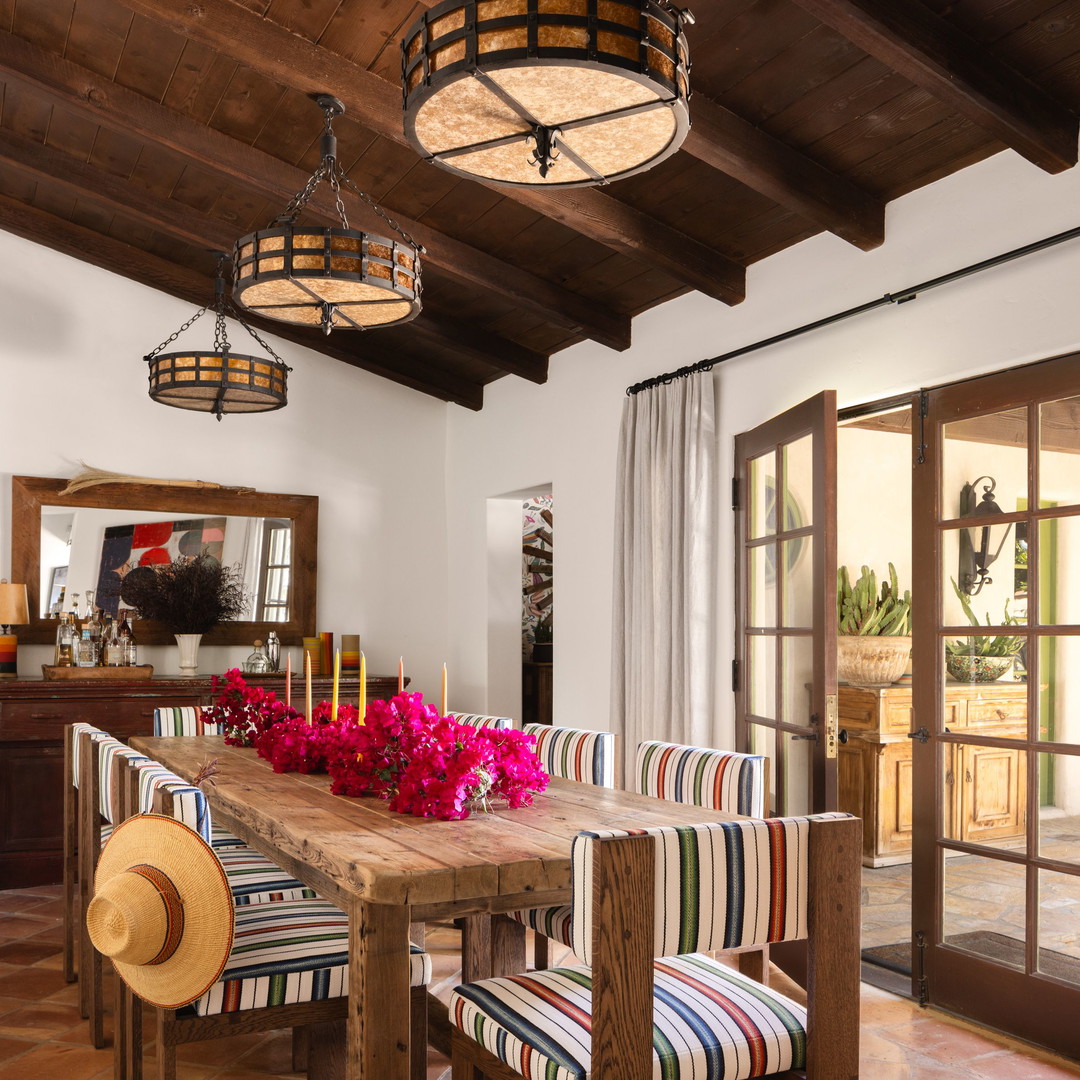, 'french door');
734,391,838,814
912,353,1080,1051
